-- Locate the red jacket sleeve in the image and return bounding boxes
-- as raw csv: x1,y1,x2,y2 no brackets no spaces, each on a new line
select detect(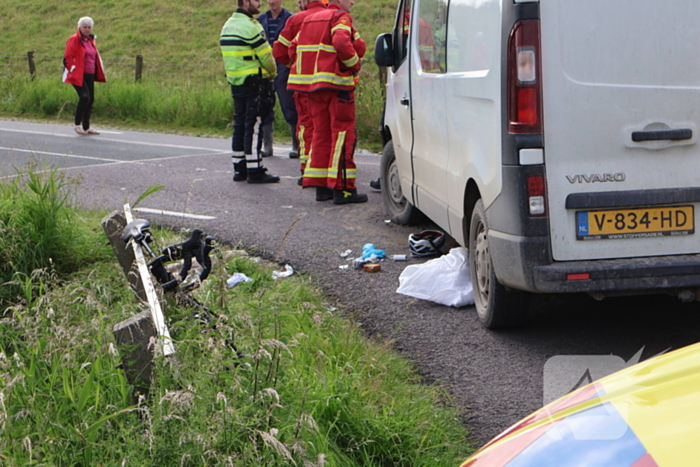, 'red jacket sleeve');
352,28,366,58
273,17,297,66
331,12,361,73
64,34,79,71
